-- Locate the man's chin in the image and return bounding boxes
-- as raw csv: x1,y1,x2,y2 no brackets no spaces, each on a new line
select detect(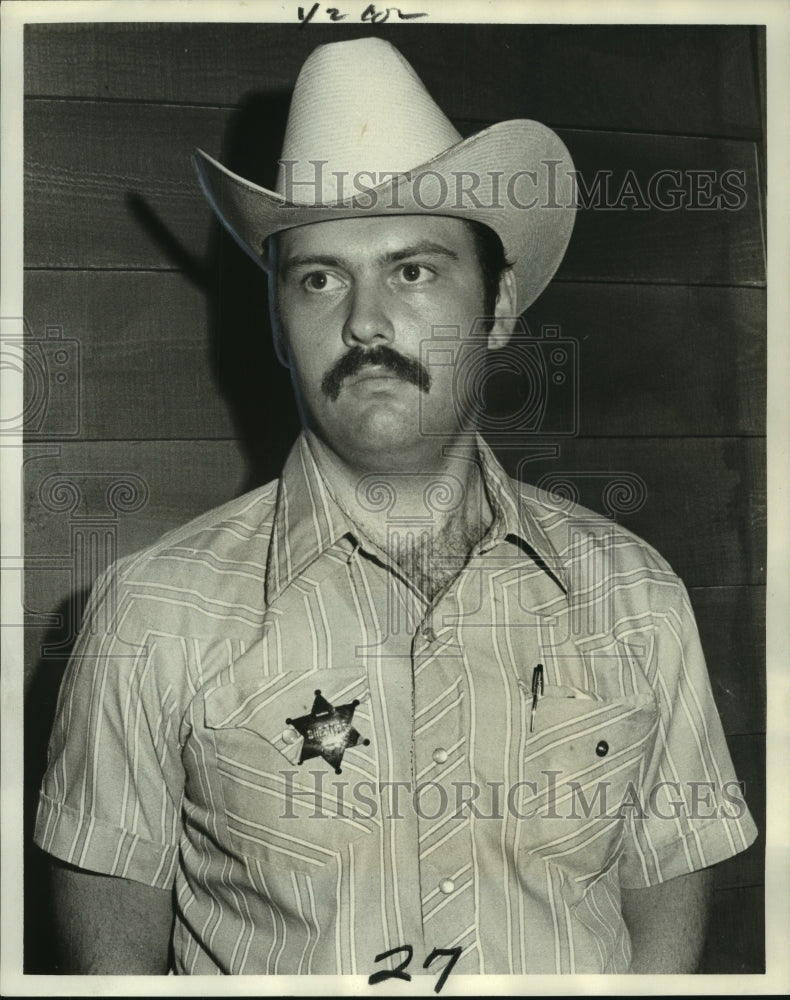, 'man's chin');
316,416,427,467
329,391,417,429
321,421,477,474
